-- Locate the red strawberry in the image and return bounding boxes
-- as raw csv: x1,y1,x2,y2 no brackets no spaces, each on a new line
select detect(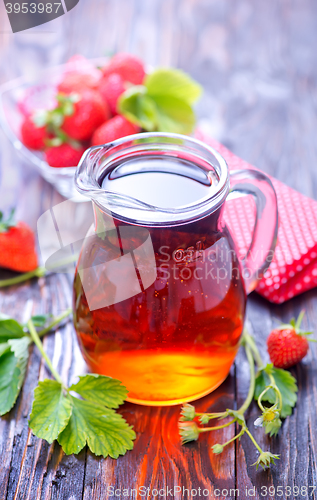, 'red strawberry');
91,115,140,146
21,116,48,150
267,311,314,368
102,53,146,85
98,73,125,115
45,143,86,168
62,90,110,141
57,72,99,94
0,211,38,272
